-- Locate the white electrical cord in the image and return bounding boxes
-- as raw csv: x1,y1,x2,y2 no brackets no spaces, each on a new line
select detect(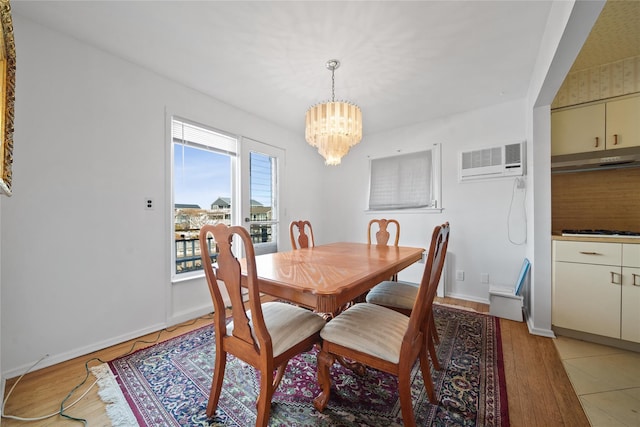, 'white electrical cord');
507,177,527,245
1,354,98,422
2,313,213,424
